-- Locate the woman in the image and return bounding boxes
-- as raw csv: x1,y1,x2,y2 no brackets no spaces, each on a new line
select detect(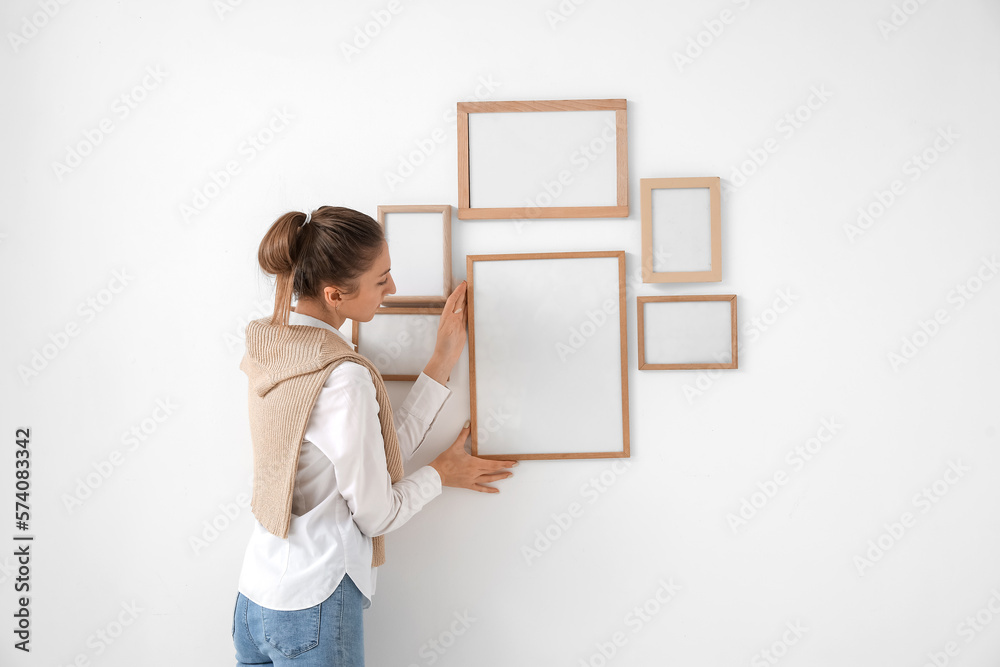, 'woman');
231,206,517,666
